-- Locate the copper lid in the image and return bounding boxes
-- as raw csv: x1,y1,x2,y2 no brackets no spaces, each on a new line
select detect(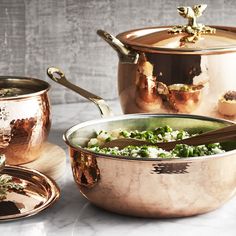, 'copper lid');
117,5,236,54
117,26,236,54
0,165,60,221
